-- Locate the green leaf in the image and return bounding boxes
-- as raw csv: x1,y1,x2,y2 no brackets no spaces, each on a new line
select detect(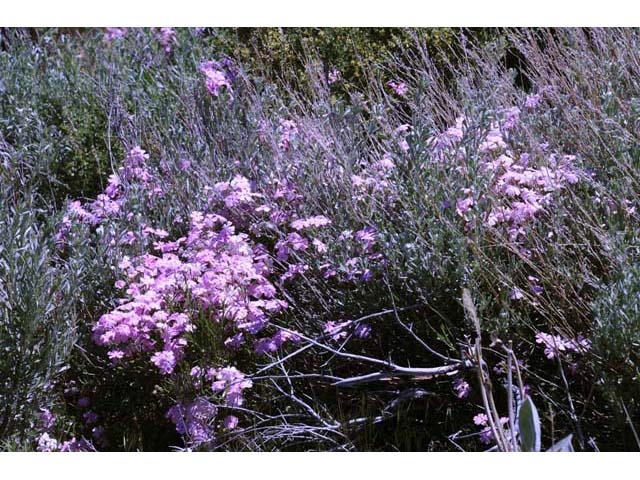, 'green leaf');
519,396,541,452
547,434,574,452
